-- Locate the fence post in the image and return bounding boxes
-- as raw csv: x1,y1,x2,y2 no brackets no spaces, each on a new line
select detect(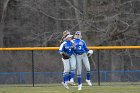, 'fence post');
97,50,100,86
31,50,35,87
